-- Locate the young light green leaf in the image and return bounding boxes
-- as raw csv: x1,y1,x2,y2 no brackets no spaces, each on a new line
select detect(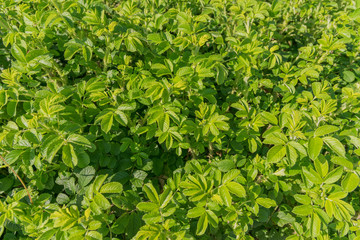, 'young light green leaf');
294,194,311,205
222,169,240,183
219,185,232,207
94,192,111,209
67,134,92,148
187,206,206,218
324,167,343,184
314,125,339,137
341,172,359,192
101,112,114,133
343,70,355,82
93,174,108,192
302,167,323,185
11,44,27,62
330,156,353,169
261,111,278,125
137,202,158,212
196,213,208,235
323,137,345,157
206,210,219,227
310,212,321,238
293,205,313,216
143,183,160,204
308,137,323,160
256,198,277,208
226,182,246,198
267,145,286,163
100,182,123,194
